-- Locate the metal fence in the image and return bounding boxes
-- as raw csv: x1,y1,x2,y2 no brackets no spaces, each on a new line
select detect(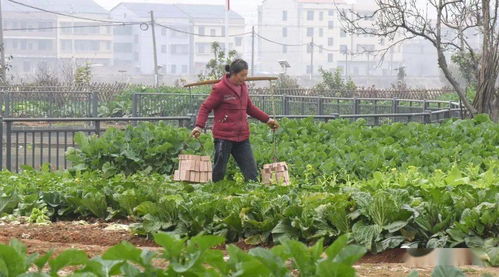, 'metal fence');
0,109,461,172
249,88,454,99
0,86,461,118
132,93,462,117
0,91,97,118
